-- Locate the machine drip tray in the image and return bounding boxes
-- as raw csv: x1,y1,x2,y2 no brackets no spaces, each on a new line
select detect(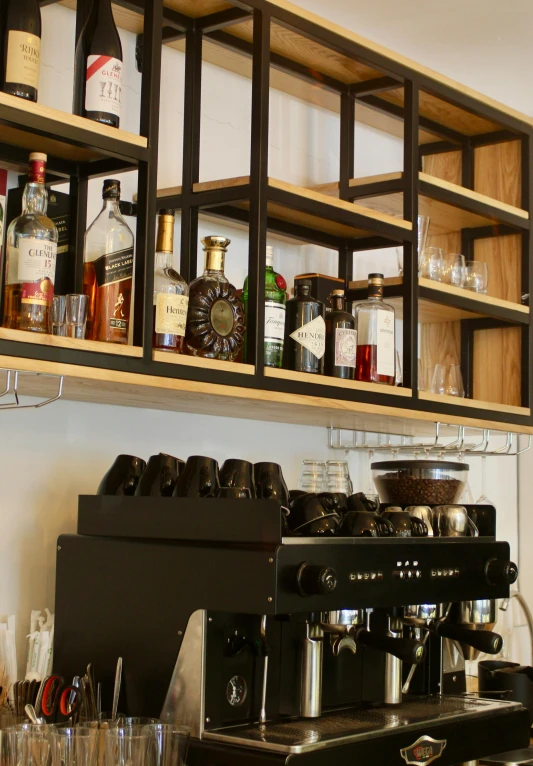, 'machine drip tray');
204,696,523,754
